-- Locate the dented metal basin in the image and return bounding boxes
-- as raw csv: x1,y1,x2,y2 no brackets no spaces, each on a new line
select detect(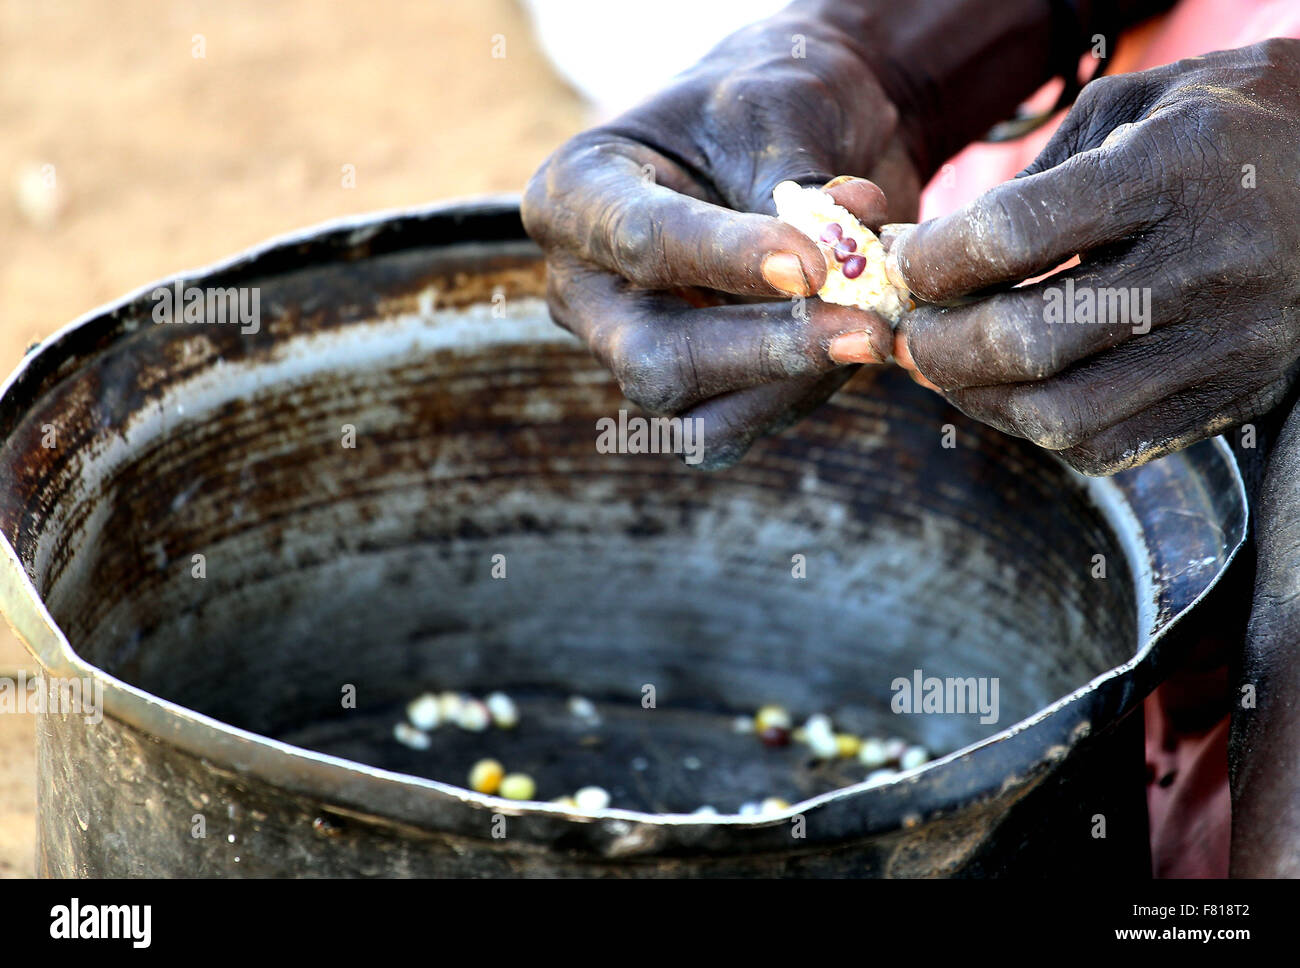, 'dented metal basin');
0,197,1246,877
